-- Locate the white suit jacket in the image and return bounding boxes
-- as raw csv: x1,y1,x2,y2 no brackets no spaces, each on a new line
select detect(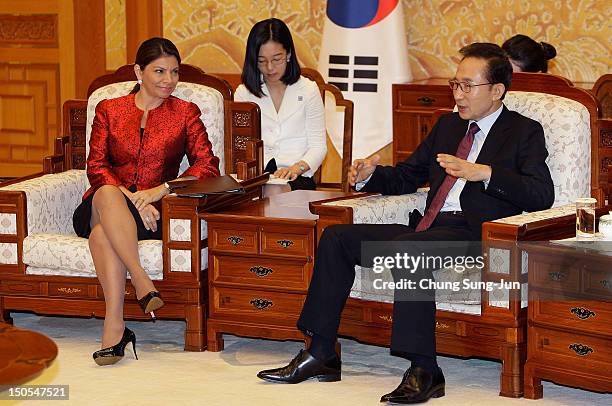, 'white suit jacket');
235,76,326,177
